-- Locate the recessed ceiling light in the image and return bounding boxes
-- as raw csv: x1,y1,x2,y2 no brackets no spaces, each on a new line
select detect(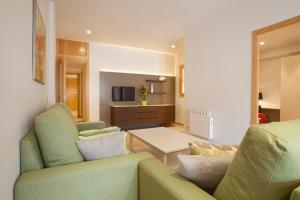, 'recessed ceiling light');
79,48,85,52
86,29,92,35
259,41,266,46
171,45,176,49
